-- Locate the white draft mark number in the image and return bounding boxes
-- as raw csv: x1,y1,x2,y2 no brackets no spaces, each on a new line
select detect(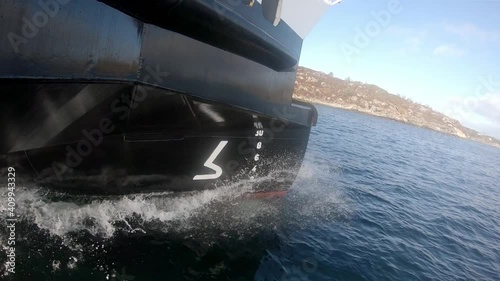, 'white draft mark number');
193,141,228,181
